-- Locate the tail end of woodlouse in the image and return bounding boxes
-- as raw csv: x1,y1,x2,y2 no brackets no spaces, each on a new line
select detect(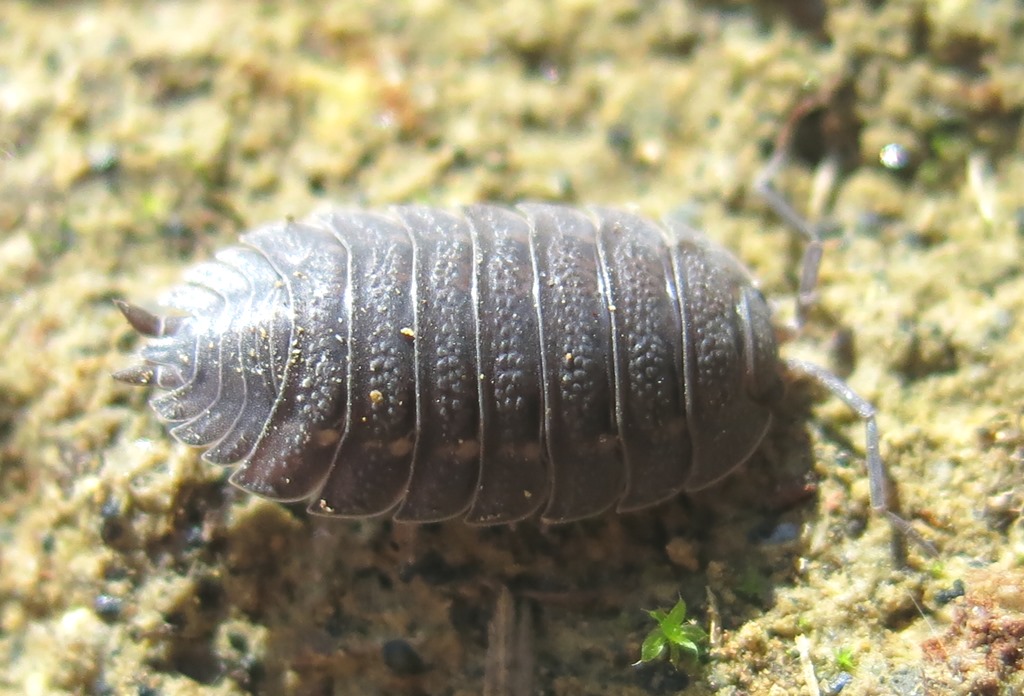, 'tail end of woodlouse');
114,300,165,337
112,300,190,390
112,363,155,386
113,301,161,386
